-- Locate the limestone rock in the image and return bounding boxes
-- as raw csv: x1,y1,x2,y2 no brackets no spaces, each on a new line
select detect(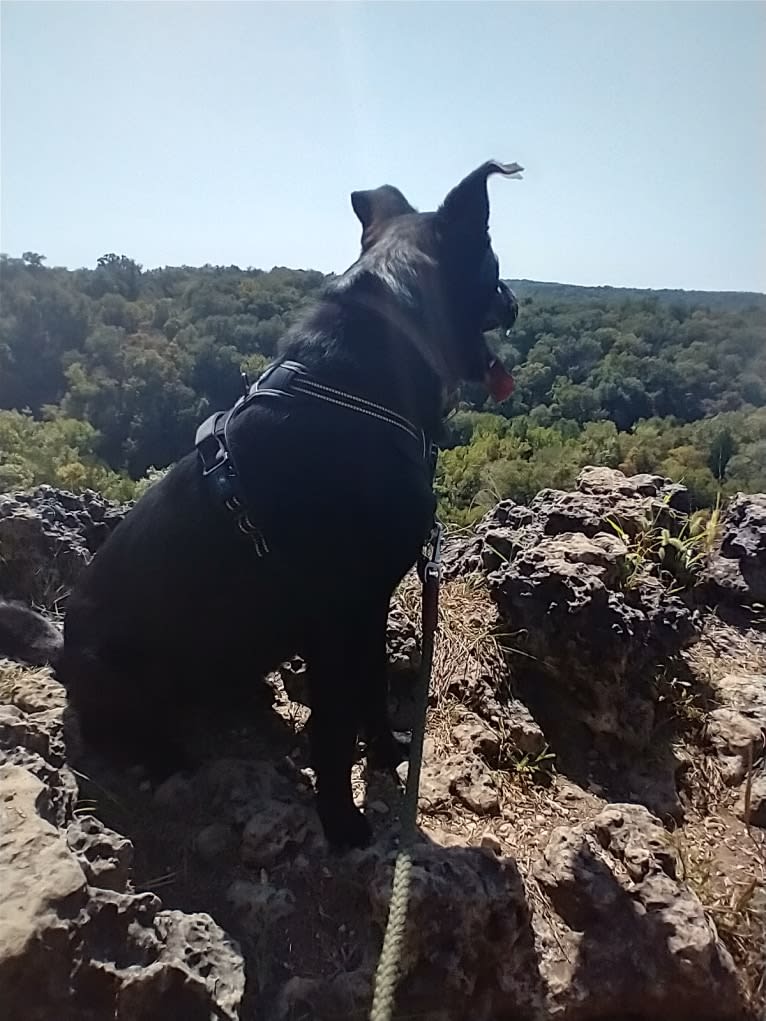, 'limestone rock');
534,804,743,1020
0,486,127,607
67,815,133,892
0,765,245,1021
241,800,316,867
737,769,766,828
701,492,766,607
707,673,766,784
